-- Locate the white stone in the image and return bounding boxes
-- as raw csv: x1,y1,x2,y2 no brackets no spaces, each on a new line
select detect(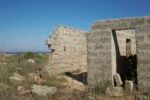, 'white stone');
13,73,24,79
105,87,123,97
9,73,24,85
17,86,25,91
31,85,57,96
27,59,35,63
9,77,24,85
125,80,133,93
113,73,123,86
